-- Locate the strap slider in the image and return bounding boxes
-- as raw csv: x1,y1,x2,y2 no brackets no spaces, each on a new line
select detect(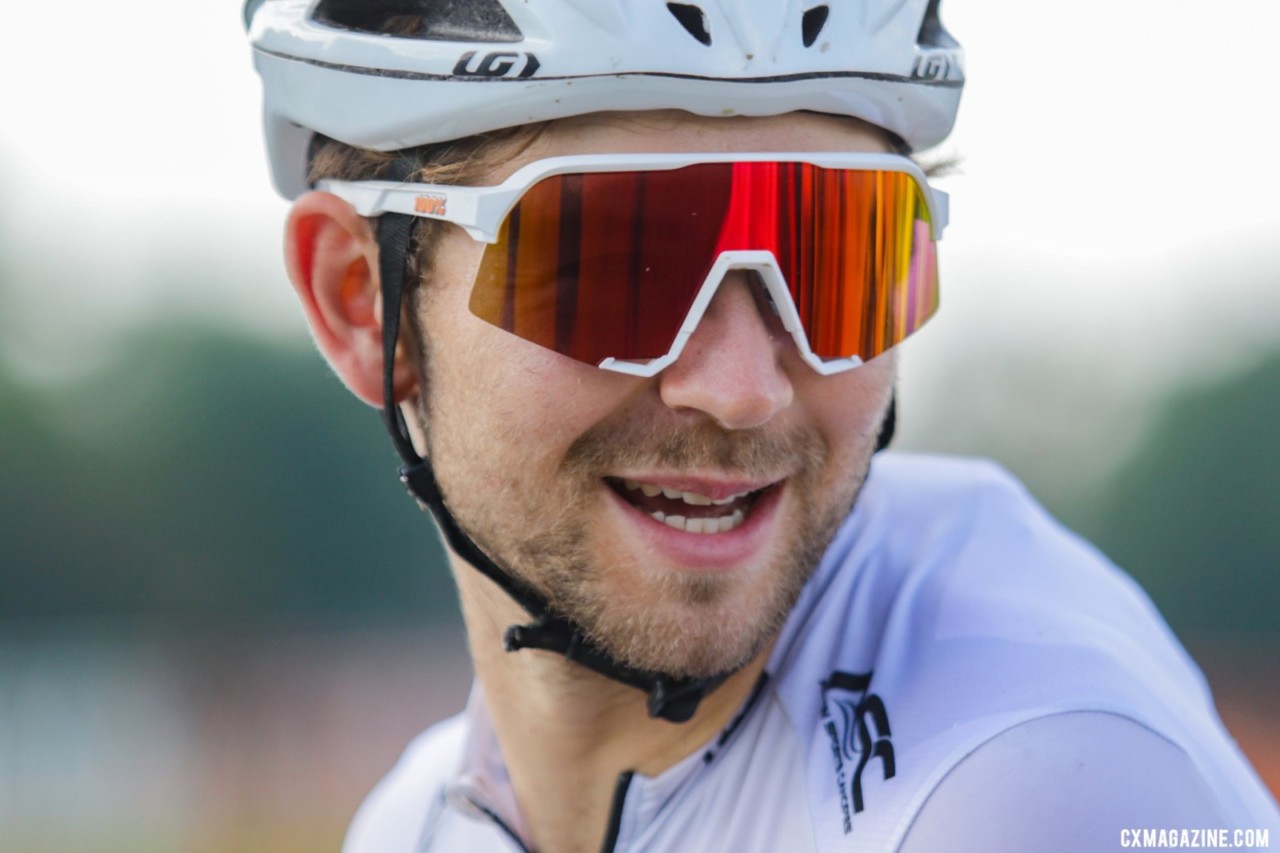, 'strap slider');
399,461,440,505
